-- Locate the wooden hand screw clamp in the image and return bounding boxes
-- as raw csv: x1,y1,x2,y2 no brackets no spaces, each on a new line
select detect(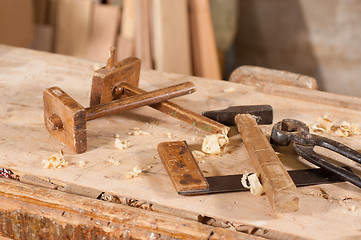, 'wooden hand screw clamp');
43,48,196,154
89,48,229,136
